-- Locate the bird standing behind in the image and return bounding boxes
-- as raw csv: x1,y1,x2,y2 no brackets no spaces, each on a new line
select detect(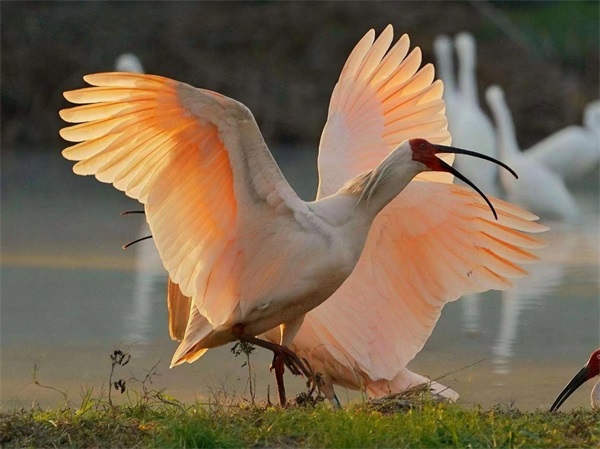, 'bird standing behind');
439,32,499,197
485,85,579,221
527,100,600,182
432,35,460,137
